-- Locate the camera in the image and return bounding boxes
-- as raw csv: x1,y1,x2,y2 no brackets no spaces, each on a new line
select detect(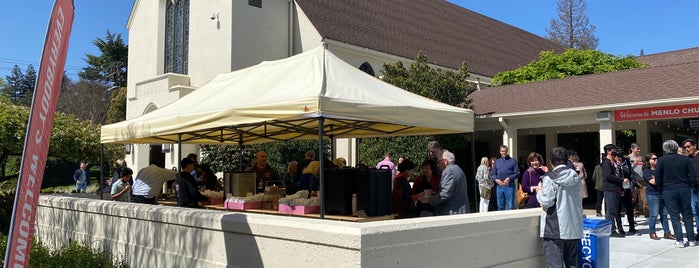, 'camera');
210,12,219,20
